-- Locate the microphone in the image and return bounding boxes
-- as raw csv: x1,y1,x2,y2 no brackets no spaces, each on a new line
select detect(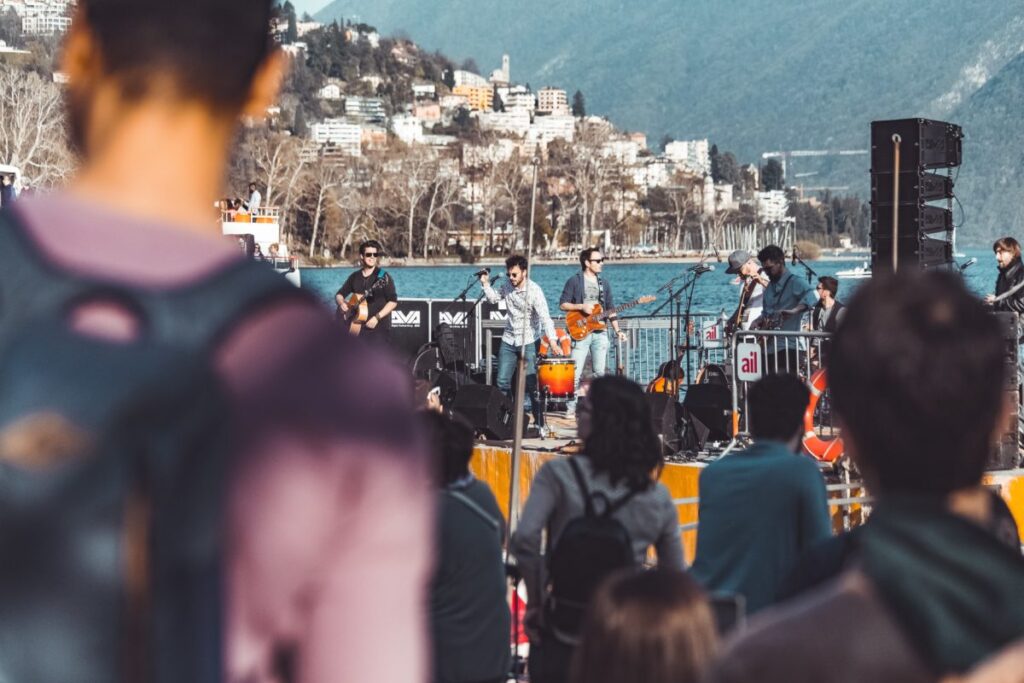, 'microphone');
689,263,715,274
959,257,978,273
473,267,491,278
